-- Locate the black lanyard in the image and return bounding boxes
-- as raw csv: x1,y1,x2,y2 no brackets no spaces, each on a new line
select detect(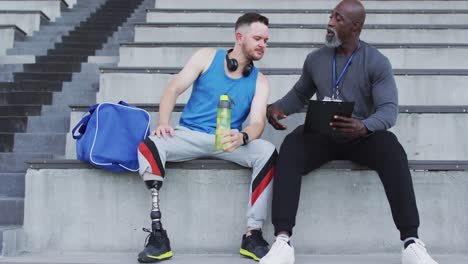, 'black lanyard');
332,41,361,100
